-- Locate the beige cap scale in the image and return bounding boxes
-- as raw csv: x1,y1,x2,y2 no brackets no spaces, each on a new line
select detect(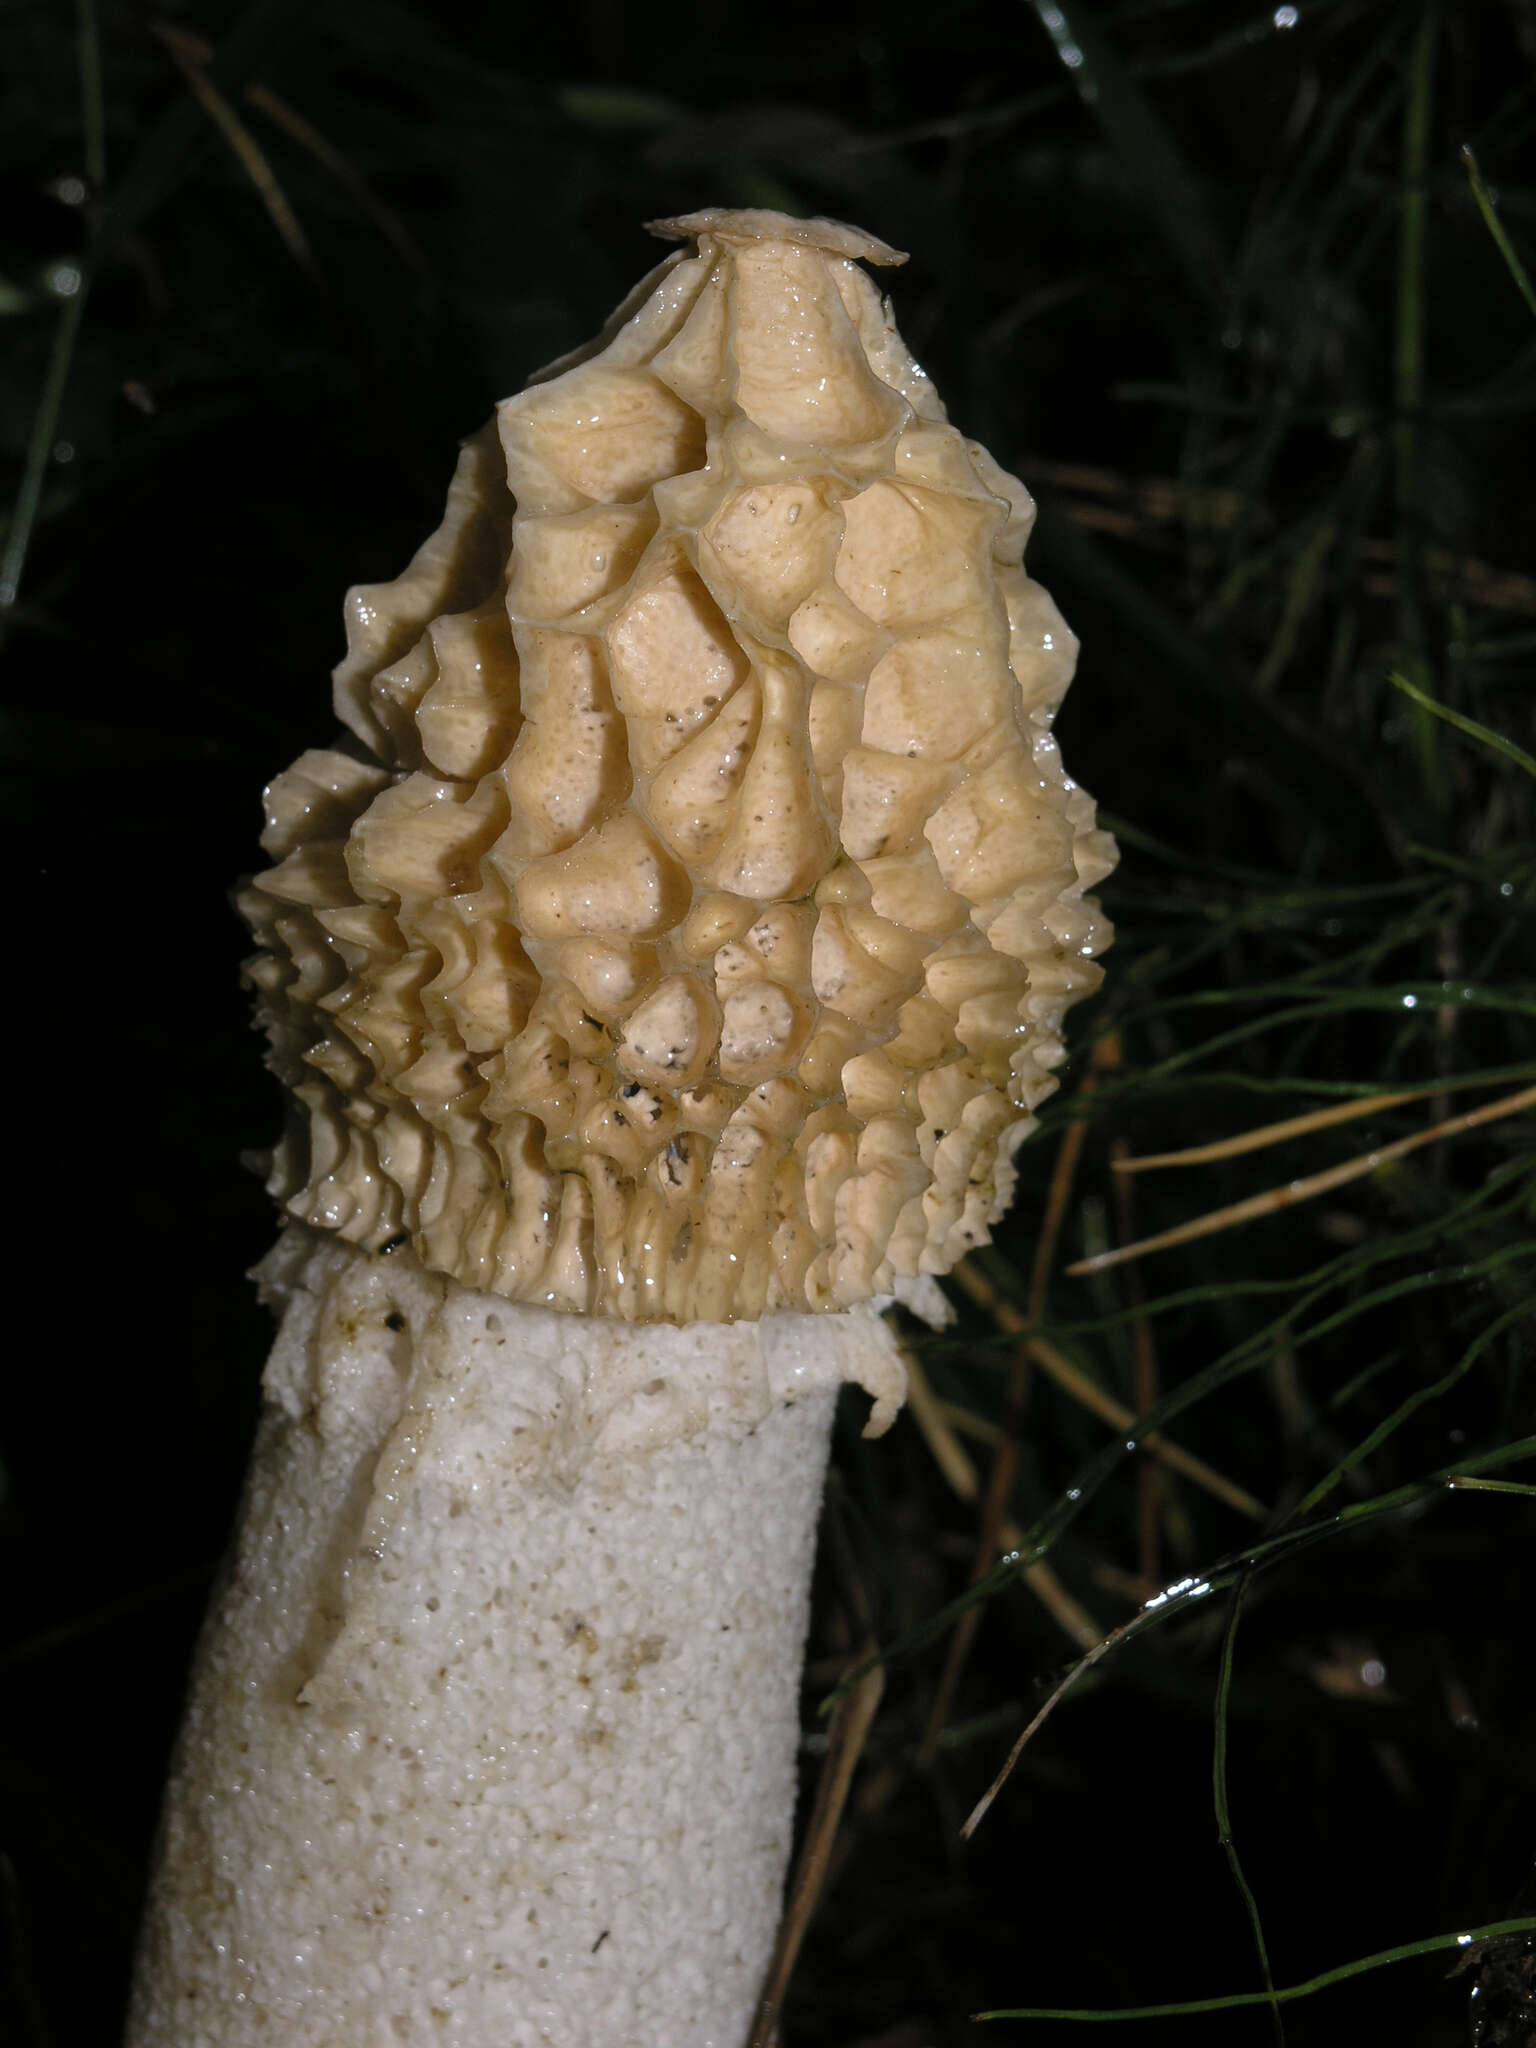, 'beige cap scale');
241,207,1115,1324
